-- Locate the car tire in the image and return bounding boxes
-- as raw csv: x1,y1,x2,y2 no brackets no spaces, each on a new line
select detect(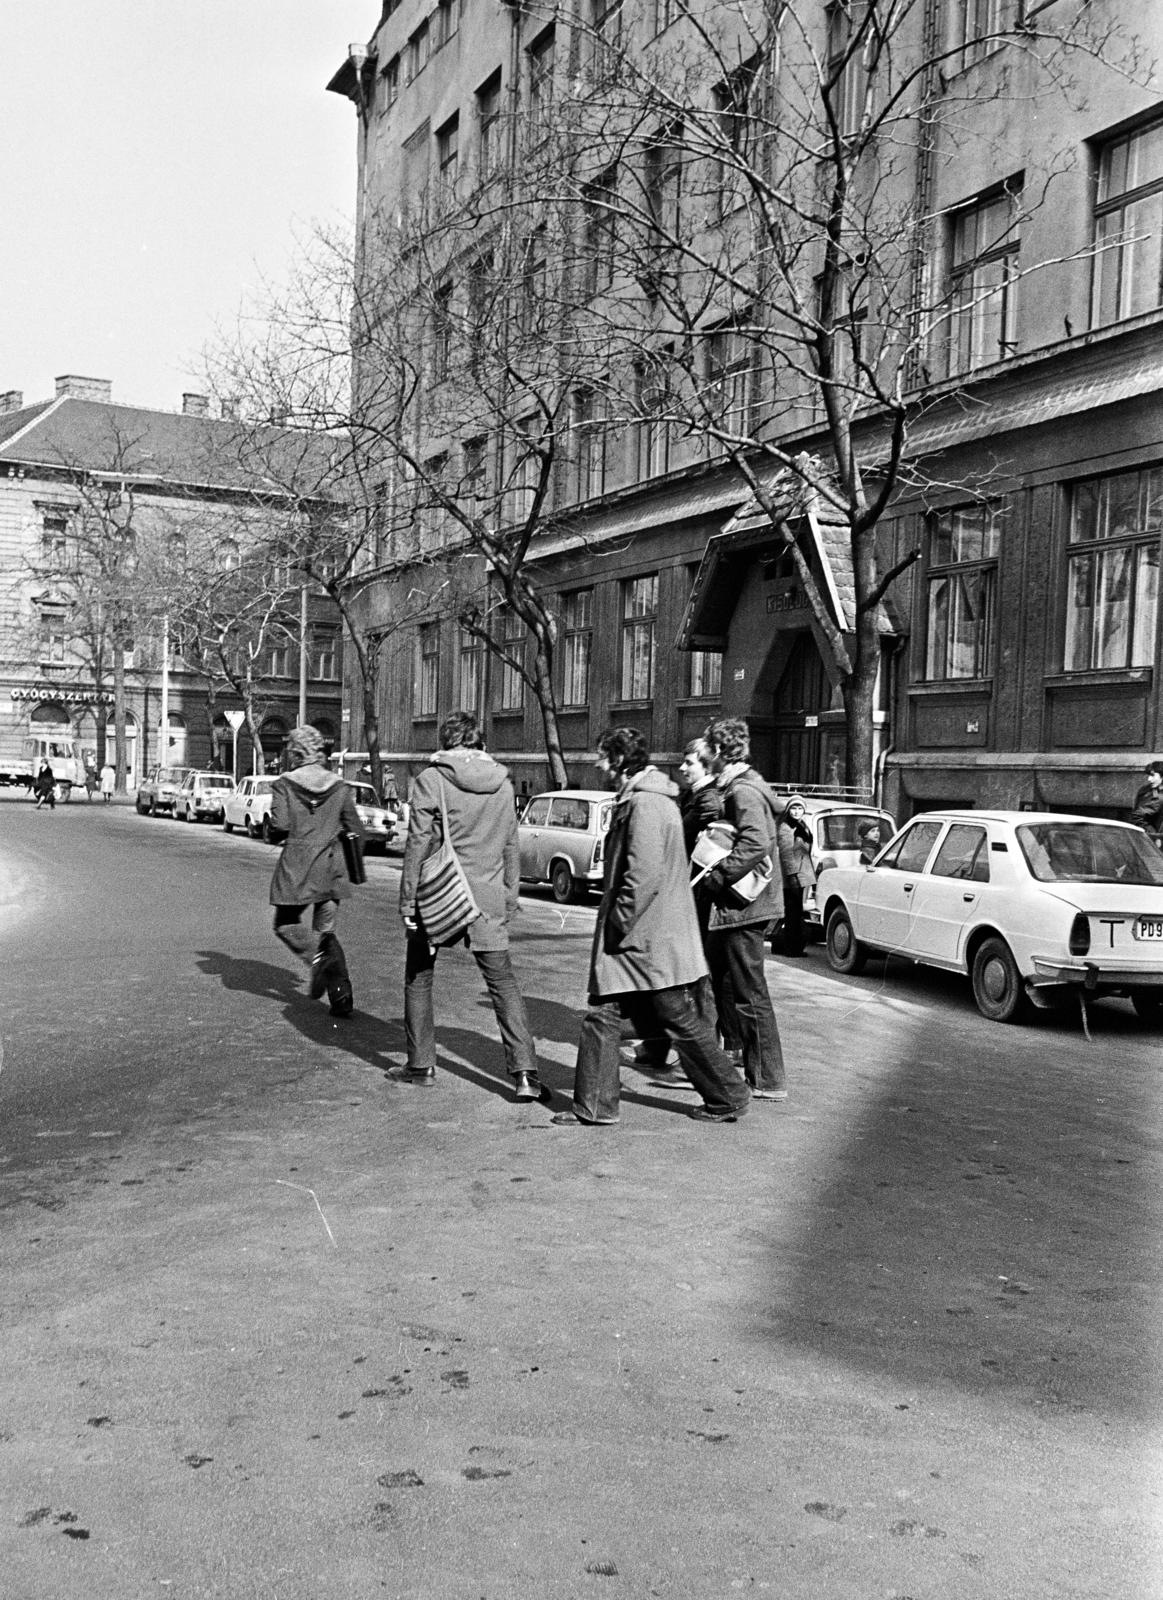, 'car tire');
971,936,1027,1023
223,819,234,834
1131,991,1163,1023
550,860,578,904
136,796,147,815
261,816,273,845
825,905,867,974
